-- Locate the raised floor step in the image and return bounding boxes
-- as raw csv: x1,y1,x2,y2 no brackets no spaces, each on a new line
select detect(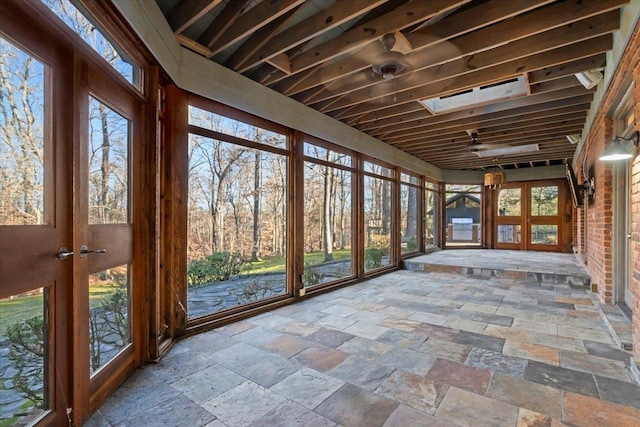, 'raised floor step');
403,249,590,287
